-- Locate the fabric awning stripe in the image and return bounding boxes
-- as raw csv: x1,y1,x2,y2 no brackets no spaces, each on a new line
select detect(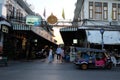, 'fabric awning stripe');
60,27,78,31
12,23,31,30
